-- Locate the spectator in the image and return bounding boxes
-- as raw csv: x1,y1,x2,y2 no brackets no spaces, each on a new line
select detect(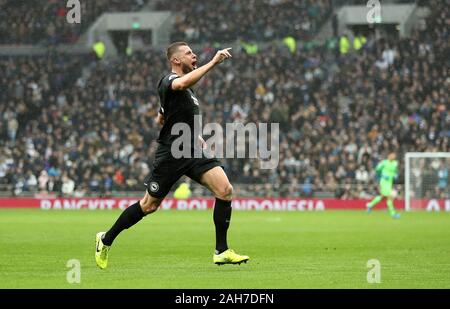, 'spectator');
61,174,75,196
7,115,18,144
25,171,38,192
38,170,49,193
